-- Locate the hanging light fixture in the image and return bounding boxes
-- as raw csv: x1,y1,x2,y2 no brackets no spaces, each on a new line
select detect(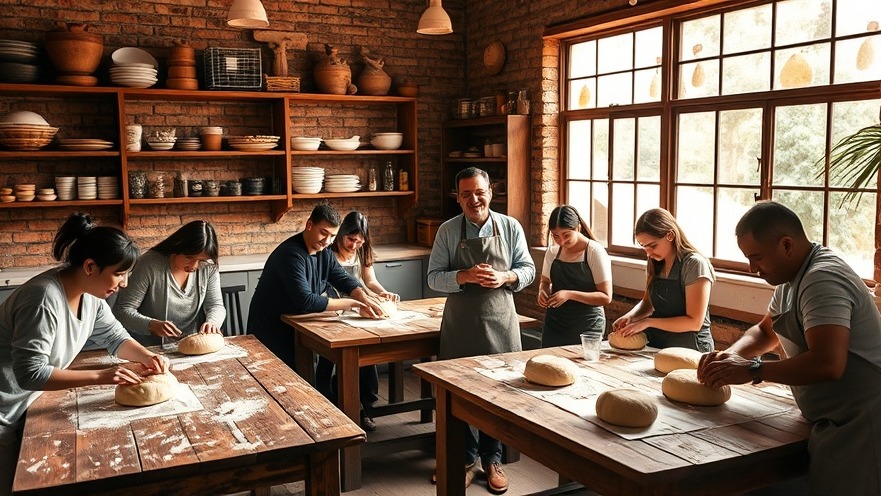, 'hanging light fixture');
227,0,269,29
417,0,452,35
